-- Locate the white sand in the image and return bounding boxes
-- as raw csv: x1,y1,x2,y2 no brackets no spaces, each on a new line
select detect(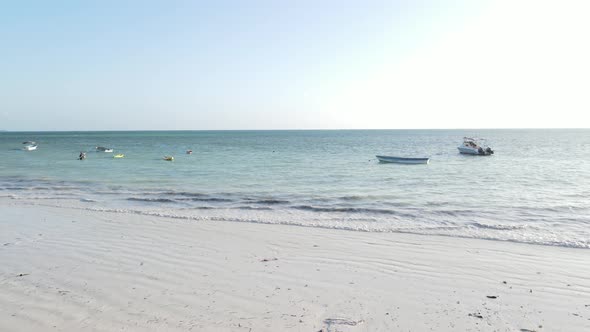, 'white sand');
1,201,589,332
